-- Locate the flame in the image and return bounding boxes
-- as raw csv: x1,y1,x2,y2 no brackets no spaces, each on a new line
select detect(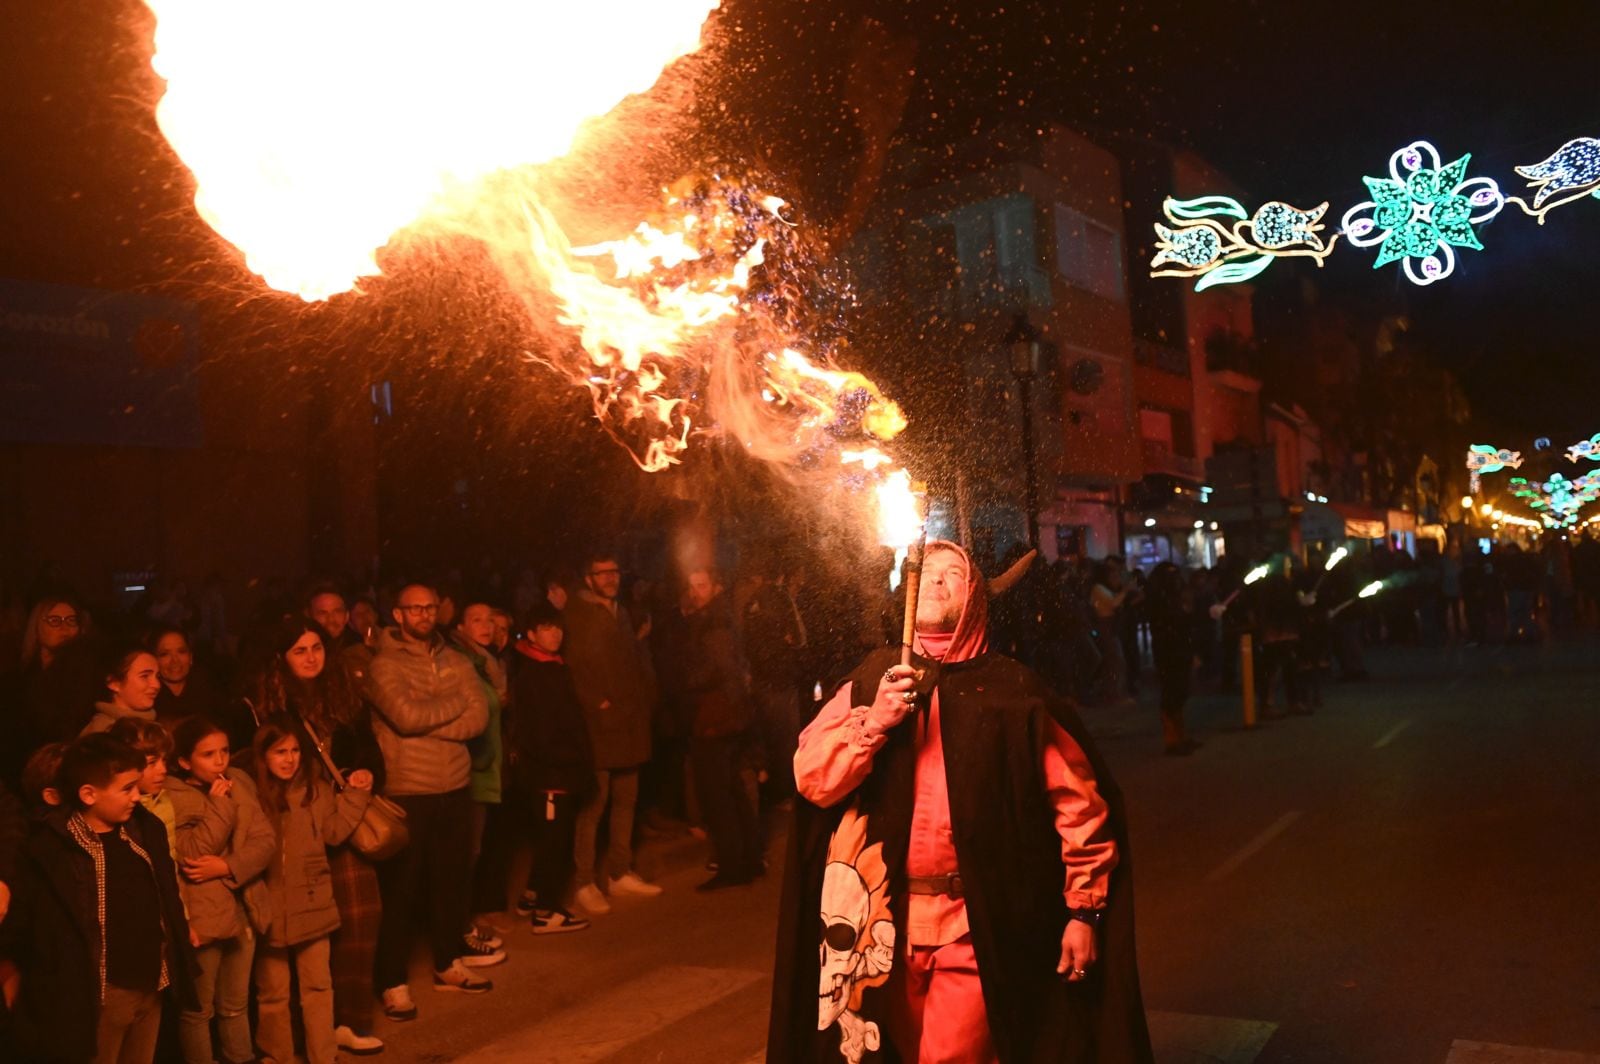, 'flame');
144,0,920,535
145,0,721,301
874,467,924,549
